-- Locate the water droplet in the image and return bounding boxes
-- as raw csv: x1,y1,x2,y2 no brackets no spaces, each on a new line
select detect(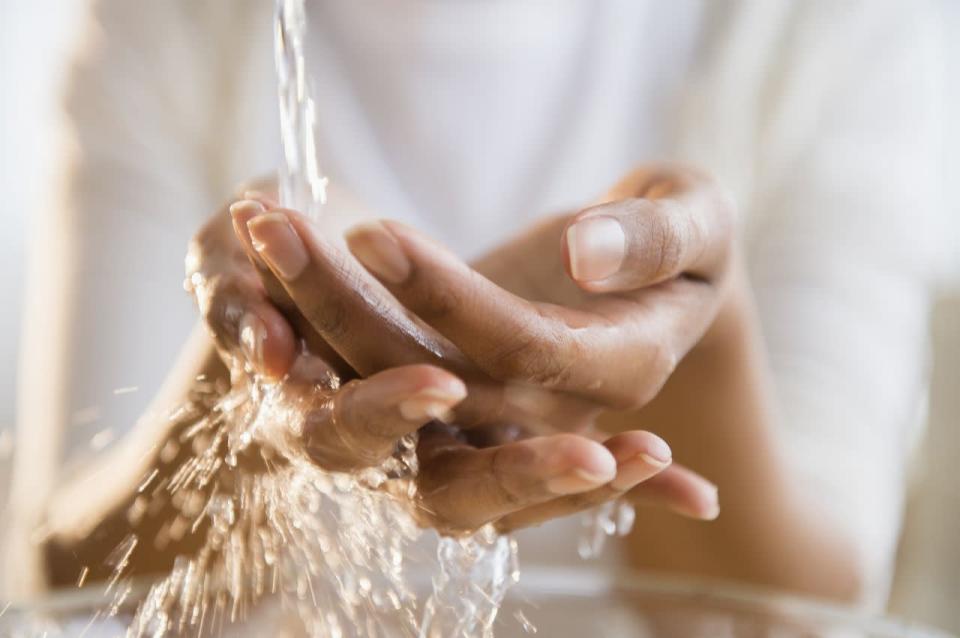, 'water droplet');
514,609,538,634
